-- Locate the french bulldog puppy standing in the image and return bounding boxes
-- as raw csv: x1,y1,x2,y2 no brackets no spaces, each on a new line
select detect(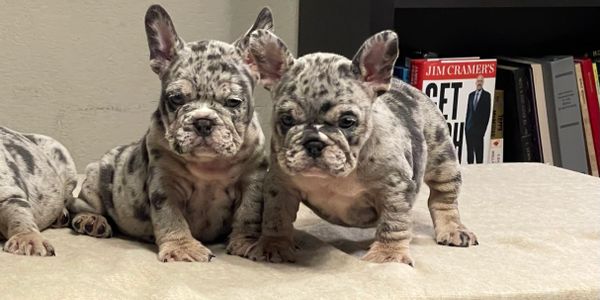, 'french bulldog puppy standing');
241,30,478,265
68,5,272,262
0,127,76,256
